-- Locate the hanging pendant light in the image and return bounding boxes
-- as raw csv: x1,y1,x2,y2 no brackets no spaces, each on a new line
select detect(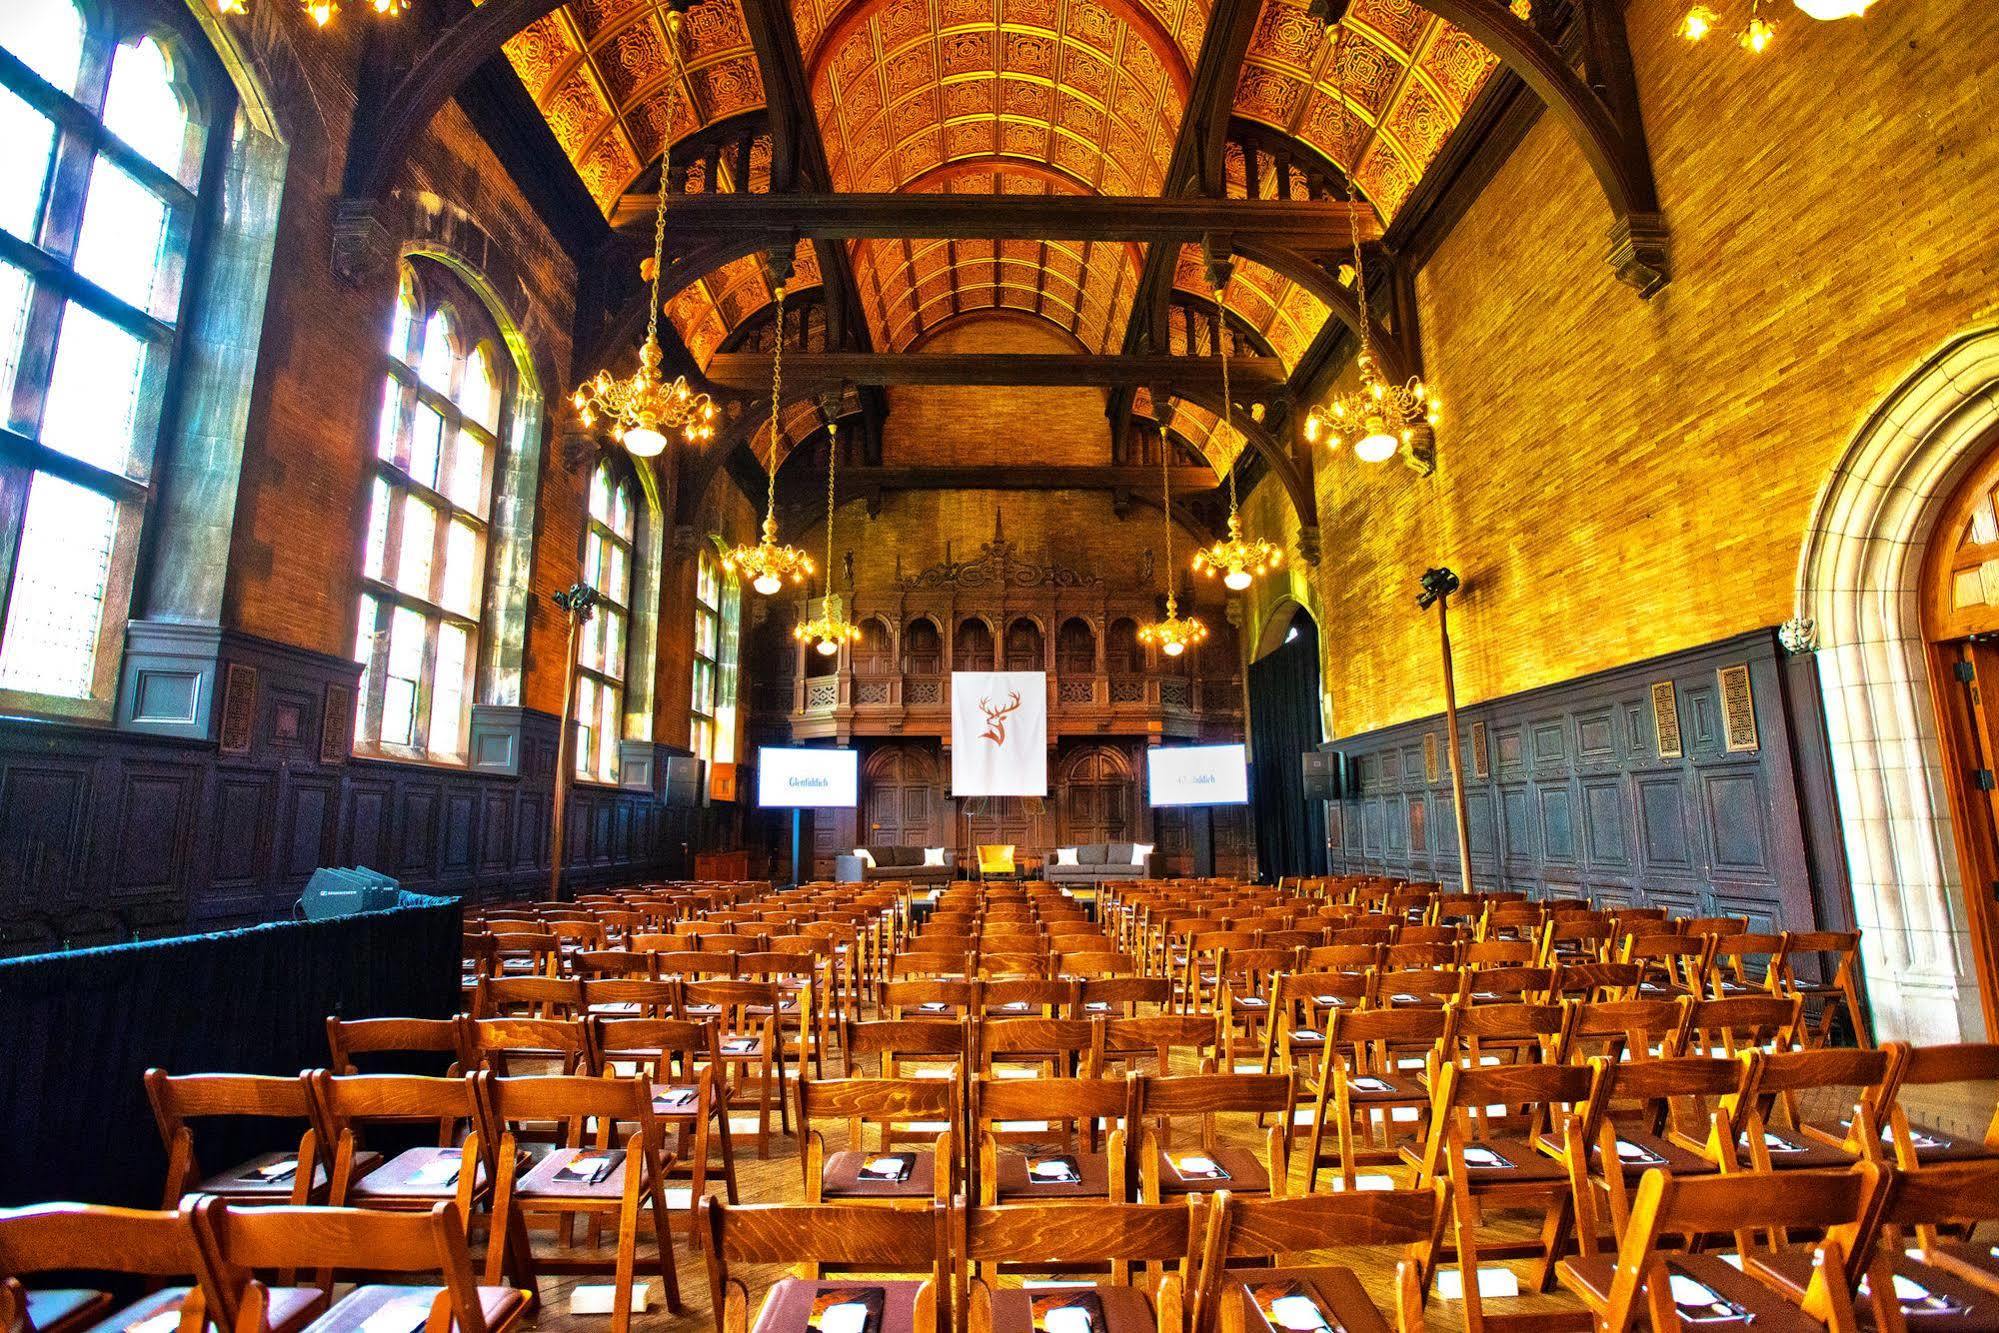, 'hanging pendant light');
722,285,814,596
1192,284,1283,592
794,417,862,656
1138,428,1207,658
570,32,717,459
1302,18,1440,465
